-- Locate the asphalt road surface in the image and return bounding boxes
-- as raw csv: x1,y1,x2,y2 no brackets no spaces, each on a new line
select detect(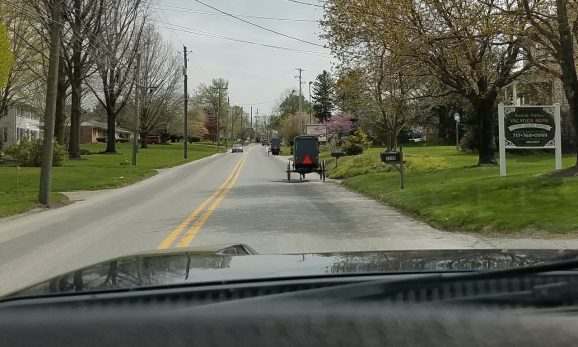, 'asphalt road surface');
0,144,577,295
